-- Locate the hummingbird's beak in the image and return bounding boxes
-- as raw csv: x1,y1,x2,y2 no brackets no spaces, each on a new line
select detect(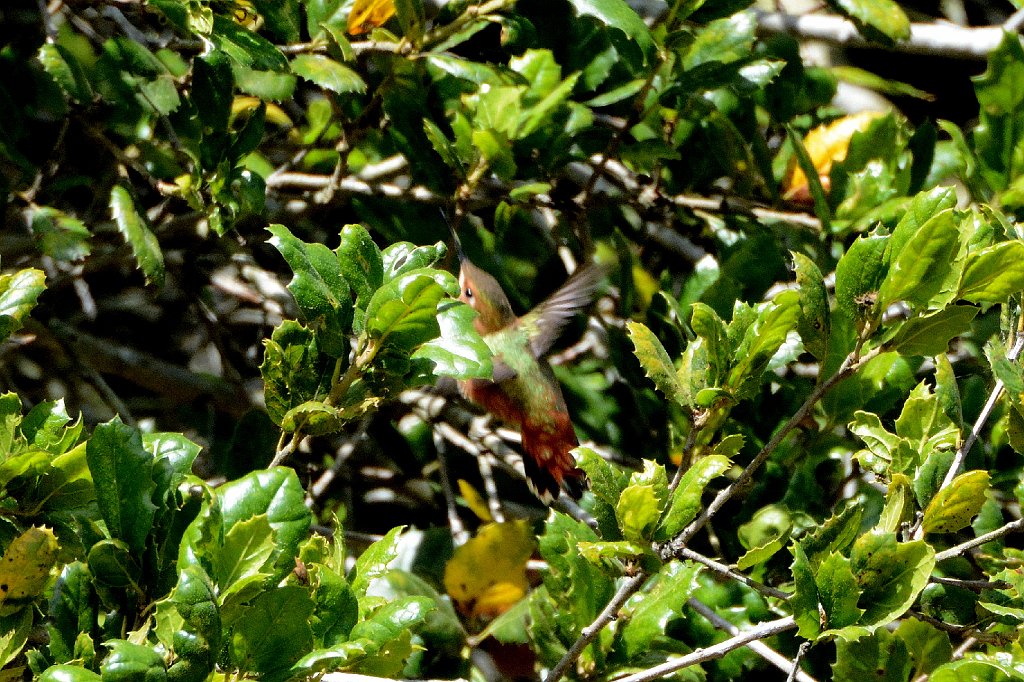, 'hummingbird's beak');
440,209,466,264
